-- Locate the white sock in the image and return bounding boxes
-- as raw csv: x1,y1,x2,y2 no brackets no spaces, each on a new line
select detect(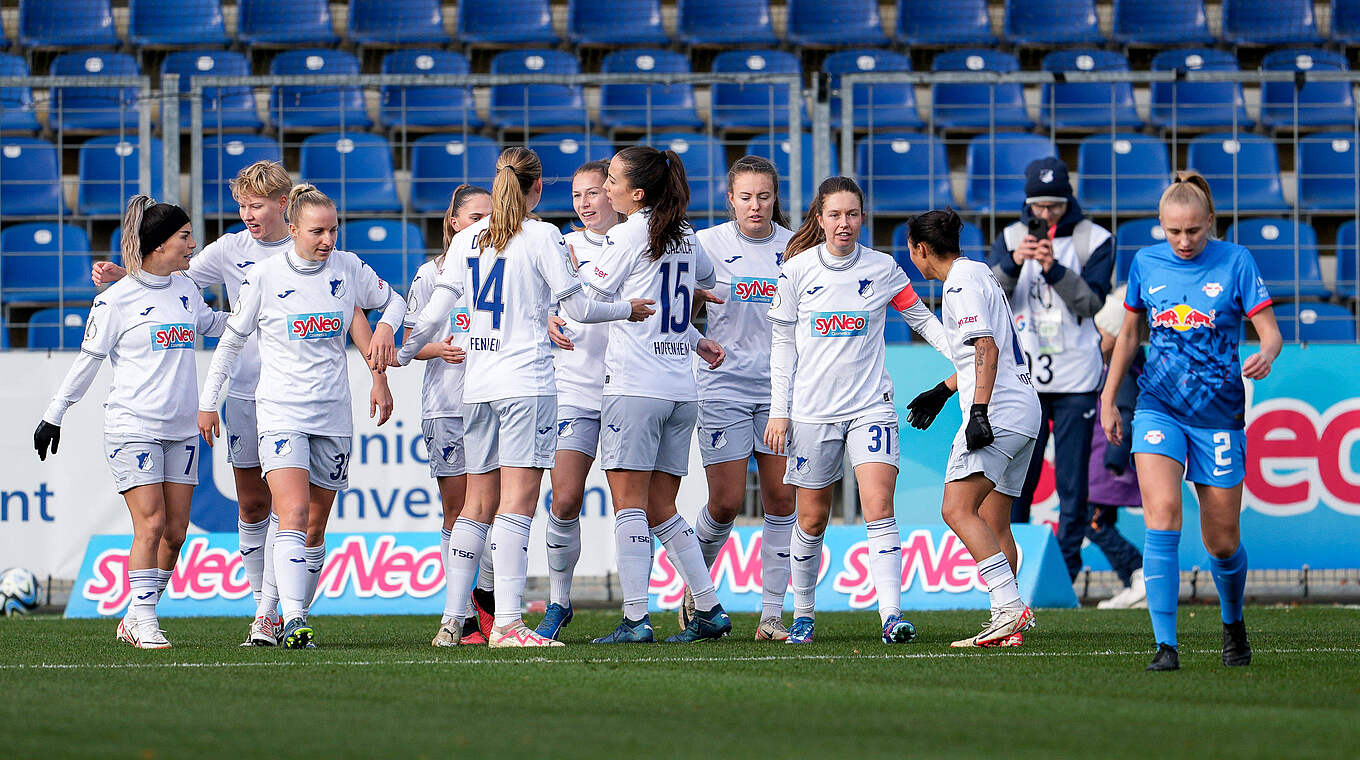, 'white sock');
238,517,269,605
654,514,718,613
865,517,903,624
491,514,533,628
446,518,489,624
761,513,796,620
545,513,581,607
256,513,280,619
439,527,454,622
614,508,652,621
695,505,735,568
475,534,495,593
303,543,326,614
790,525,824,620
129,569,160,636
977,552,1022,611
155,568,172,595
273,529,307,622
